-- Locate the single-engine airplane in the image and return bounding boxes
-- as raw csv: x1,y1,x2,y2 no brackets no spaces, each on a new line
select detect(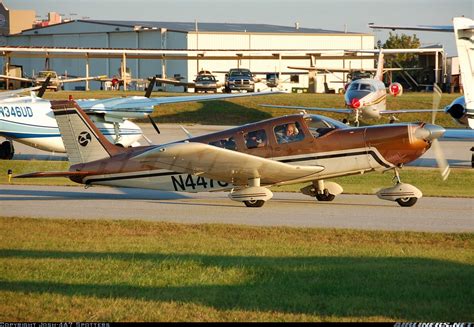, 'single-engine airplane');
369,16,474,129
0,78,280,159
17,98,449,208
0,70,105,91
262,49,441,126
